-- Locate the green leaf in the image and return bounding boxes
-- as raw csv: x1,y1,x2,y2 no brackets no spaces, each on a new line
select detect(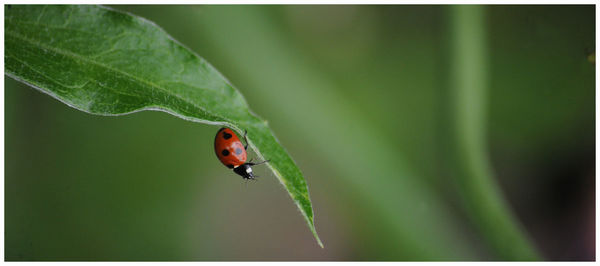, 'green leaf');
5,5,323,247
